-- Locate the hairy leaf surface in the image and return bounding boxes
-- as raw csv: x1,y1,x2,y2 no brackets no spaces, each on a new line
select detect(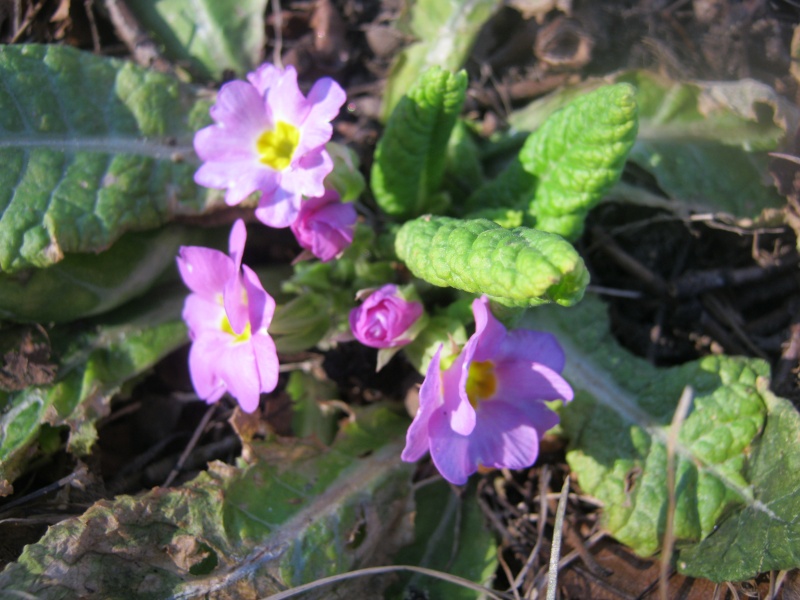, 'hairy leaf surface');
0,407,413,598
518,83,638,240
523,296,800,581
372,67,467,219
395,216,588,307
0,44,220,273
125,0,268,79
